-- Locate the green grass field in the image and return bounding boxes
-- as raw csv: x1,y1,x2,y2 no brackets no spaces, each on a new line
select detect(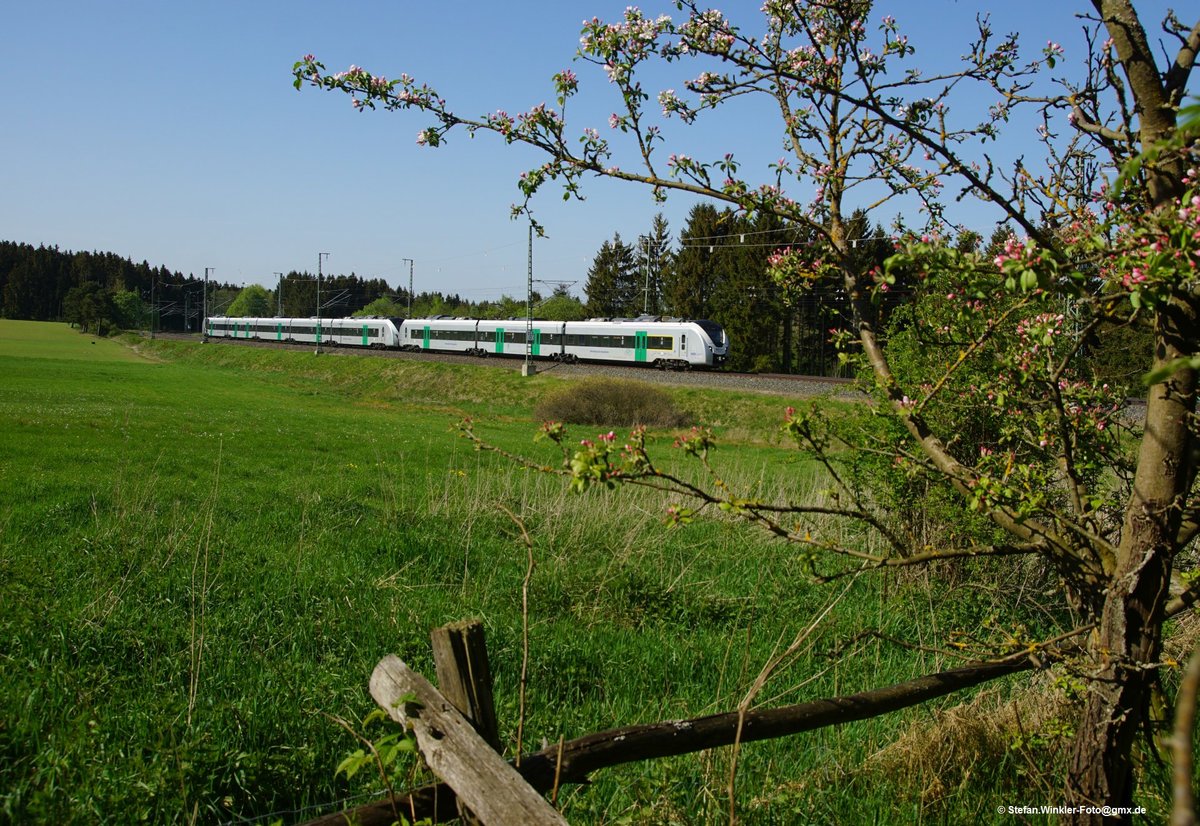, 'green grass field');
0,319,149,363
0,322,1093,824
